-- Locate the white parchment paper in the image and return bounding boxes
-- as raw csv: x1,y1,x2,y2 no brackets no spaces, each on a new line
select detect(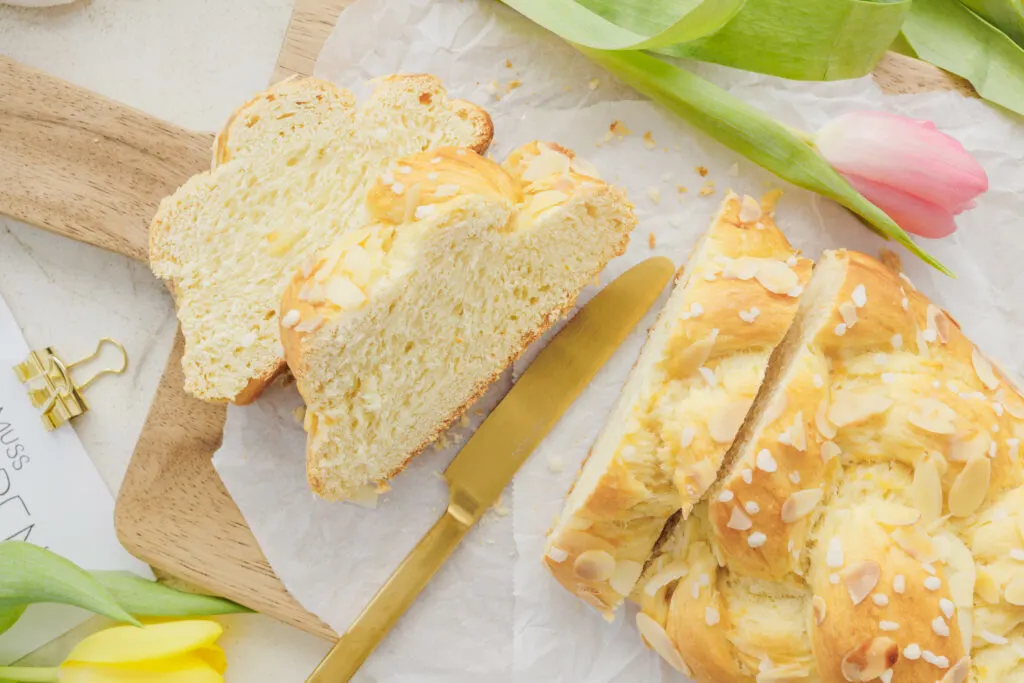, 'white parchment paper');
213,1,1024,680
